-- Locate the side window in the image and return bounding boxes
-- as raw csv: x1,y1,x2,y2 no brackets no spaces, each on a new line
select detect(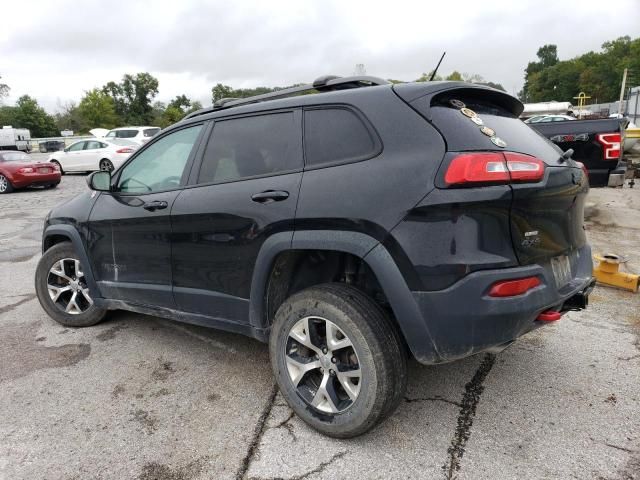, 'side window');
68,142,85,152
85,141,102,150
198,112,300,184
106,131,116,138
117,125,203,193
117,130,138,138
304,108,378,167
